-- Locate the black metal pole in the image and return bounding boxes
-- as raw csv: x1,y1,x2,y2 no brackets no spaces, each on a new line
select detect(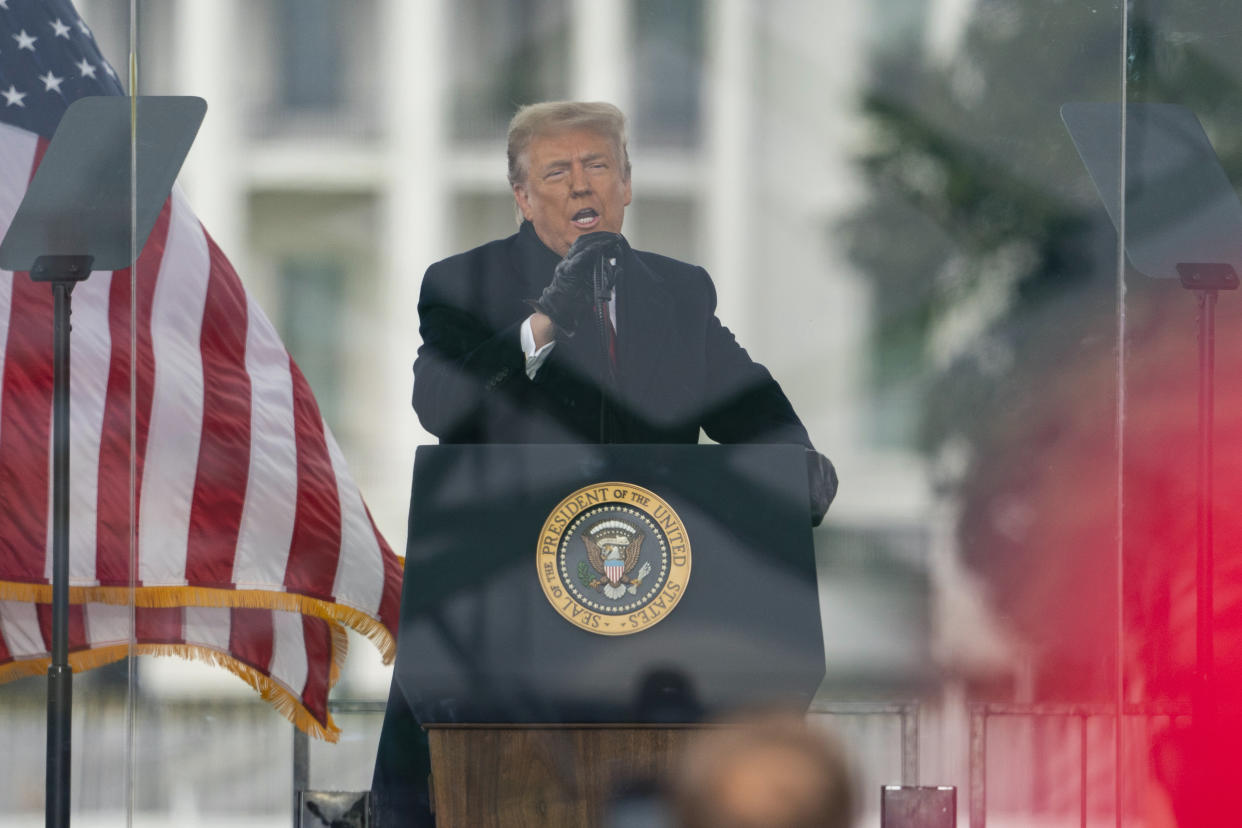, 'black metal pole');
1195,287,1216,722
30,256,93,828
1175,262,1236,827
1079,714,1087,828
47,279,74,828
293,724,308,828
